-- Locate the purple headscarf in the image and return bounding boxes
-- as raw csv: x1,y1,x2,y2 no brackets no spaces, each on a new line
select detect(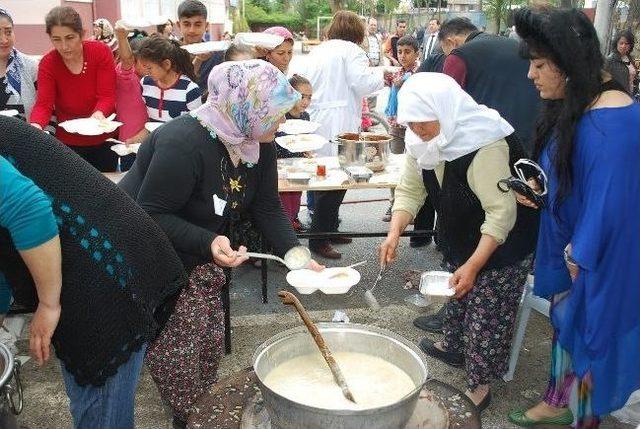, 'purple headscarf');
263,26,294,42
192,60,300,164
